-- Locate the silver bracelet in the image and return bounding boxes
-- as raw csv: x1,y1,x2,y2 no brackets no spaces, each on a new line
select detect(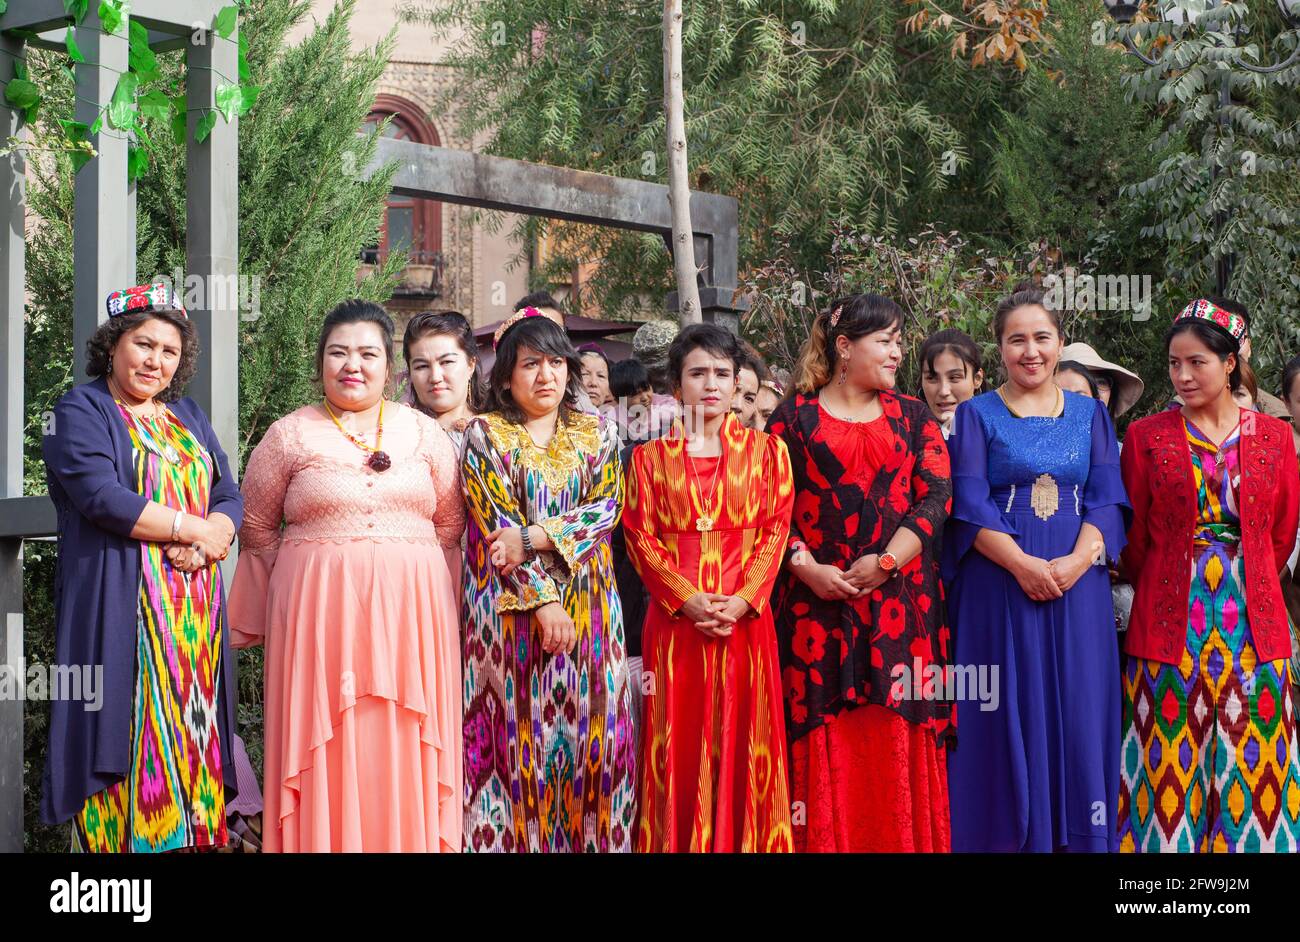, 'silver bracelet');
171,510,185,543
